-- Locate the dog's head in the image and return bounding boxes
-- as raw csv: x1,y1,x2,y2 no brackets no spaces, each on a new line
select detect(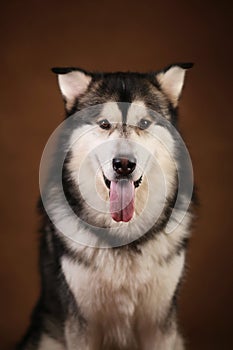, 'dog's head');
52,64,193,238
